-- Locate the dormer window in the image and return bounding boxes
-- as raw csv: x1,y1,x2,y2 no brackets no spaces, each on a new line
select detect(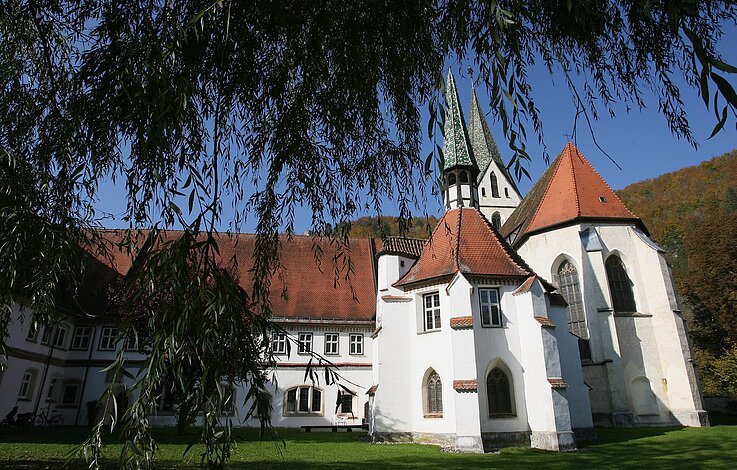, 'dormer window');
599,196,607,203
